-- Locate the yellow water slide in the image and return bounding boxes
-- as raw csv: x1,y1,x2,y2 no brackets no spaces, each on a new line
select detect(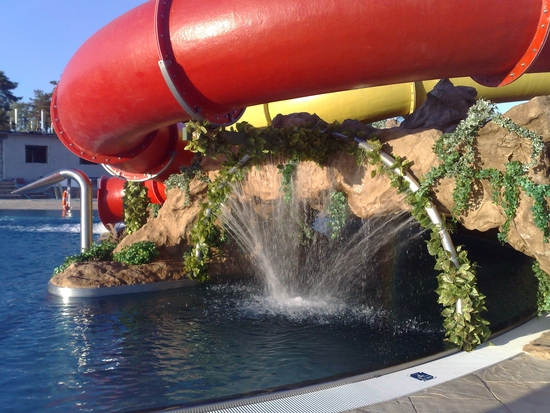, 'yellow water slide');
241,74,550,126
